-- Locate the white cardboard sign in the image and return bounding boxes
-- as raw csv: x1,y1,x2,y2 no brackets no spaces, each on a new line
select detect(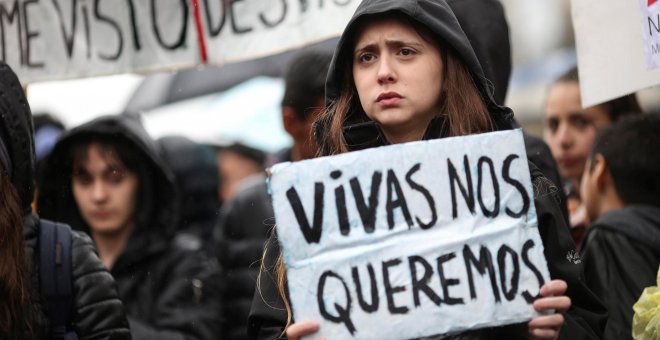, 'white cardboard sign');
0,0,359,83
572,0,660,107
270,129,551,339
